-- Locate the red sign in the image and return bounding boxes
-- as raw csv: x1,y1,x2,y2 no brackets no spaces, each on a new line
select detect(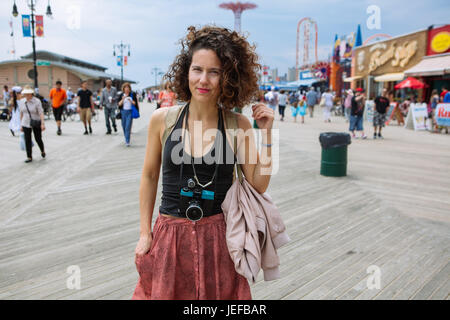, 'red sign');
35,15,44,37
427,24,450,56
